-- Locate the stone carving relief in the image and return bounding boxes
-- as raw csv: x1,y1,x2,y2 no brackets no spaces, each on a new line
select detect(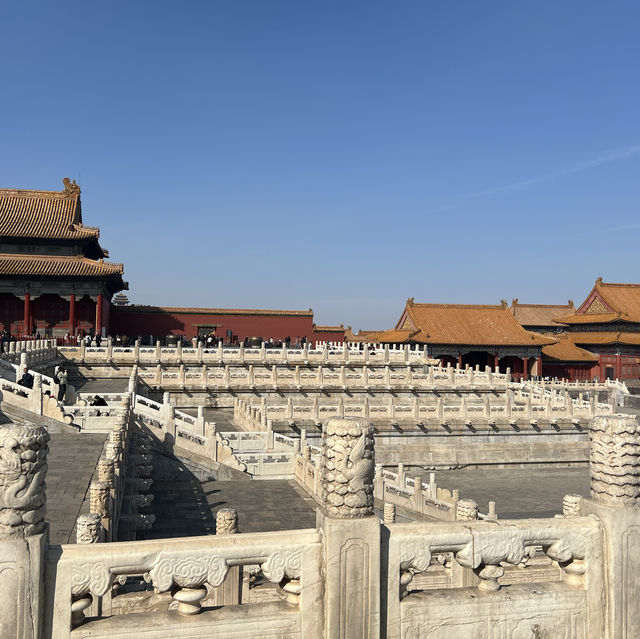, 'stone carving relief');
76,513,103,544
132,493,154,510
322,417,375,518
89,481,110,518
134,478,153,492
215,508,238,535
0,423,49,538
261,549,302,582
146,553,229,592
563,494,582,517
72,562,114,597
456,499,478,521
590,414,640,506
